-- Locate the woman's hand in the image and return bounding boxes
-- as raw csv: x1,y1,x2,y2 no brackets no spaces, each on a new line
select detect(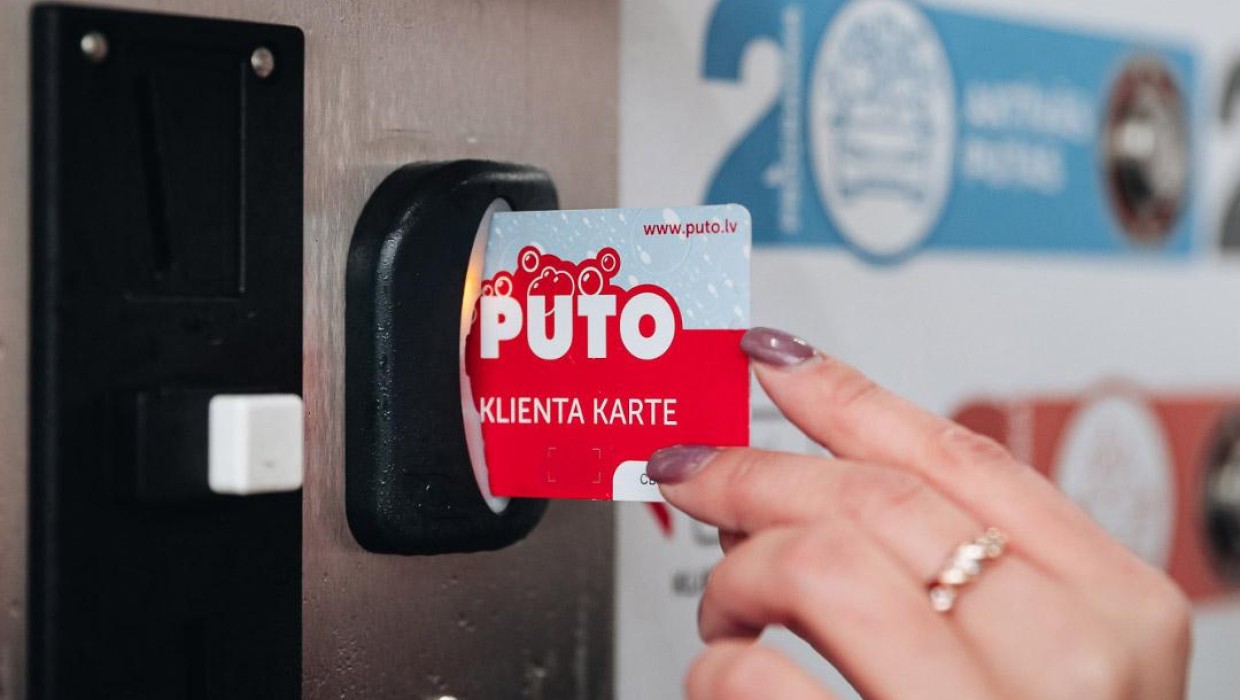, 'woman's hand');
646,327,1192,700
